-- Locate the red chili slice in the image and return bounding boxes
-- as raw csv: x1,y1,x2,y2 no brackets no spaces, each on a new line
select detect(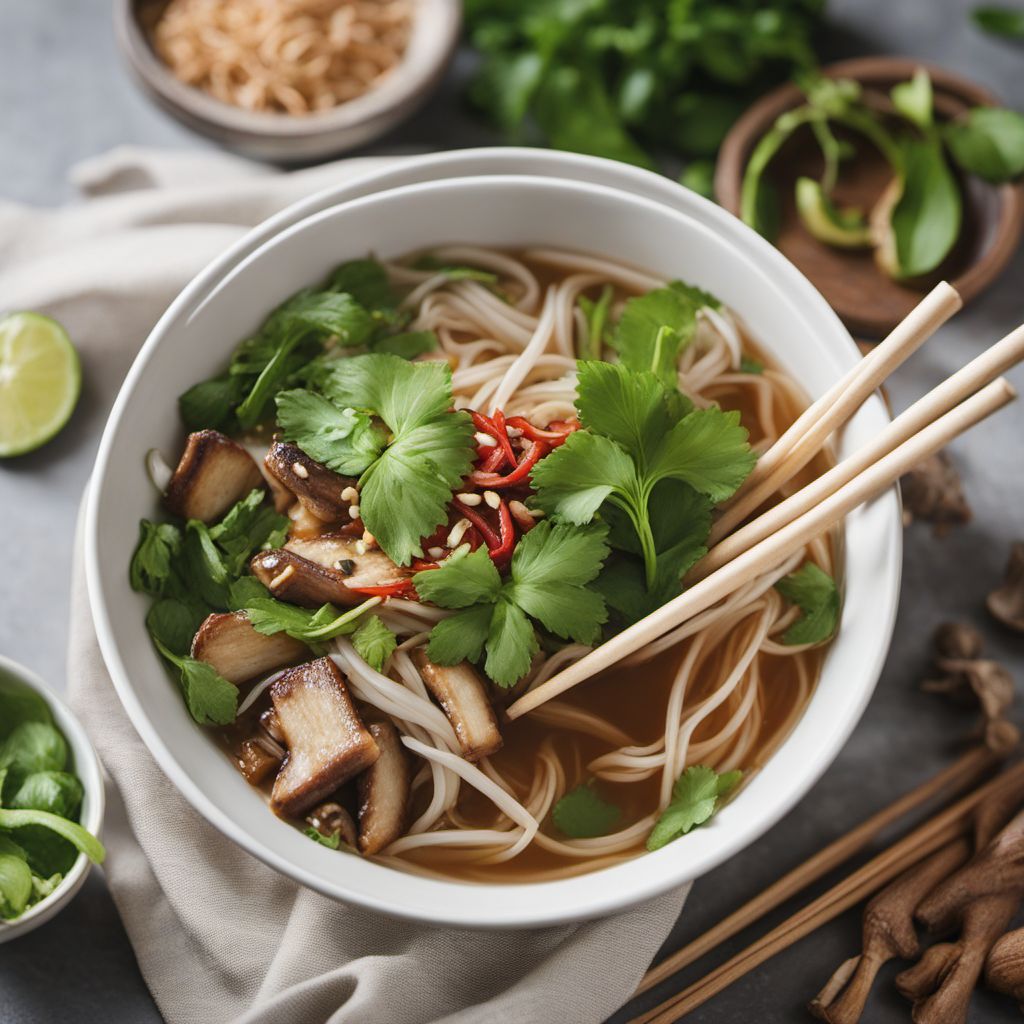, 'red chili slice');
453,499,502,548
470,410,515,470
505,416,579,446
490,409,519,467
488,499,516,565
347,579,416,598
469,439,548,488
